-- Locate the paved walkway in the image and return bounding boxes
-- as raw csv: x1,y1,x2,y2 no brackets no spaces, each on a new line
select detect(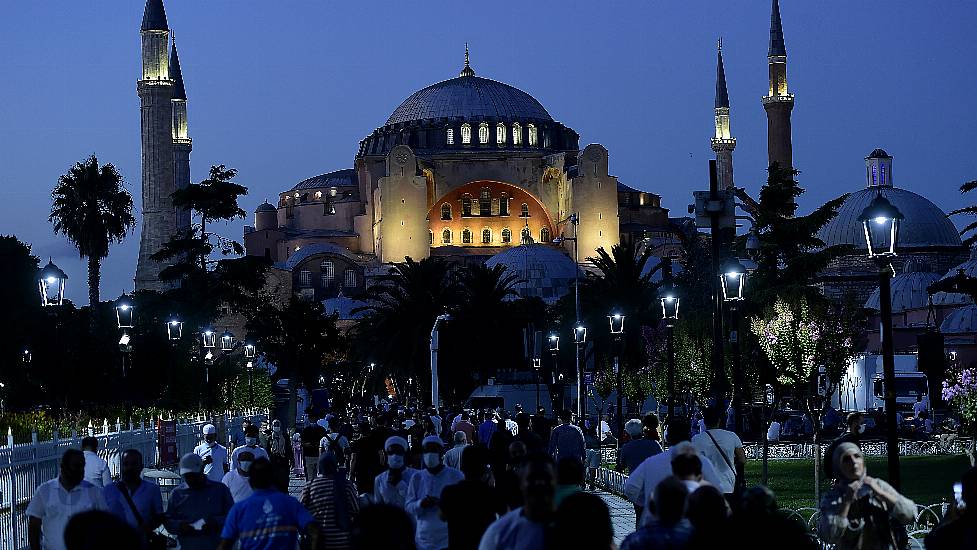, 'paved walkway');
592,489,636,546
